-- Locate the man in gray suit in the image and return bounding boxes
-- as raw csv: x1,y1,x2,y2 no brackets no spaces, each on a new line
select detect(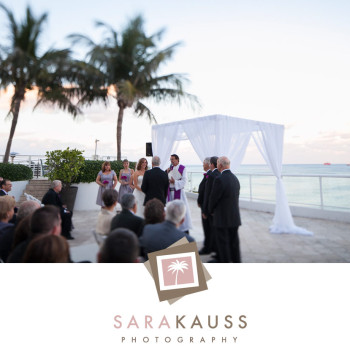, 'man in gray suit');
140,200,195,256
